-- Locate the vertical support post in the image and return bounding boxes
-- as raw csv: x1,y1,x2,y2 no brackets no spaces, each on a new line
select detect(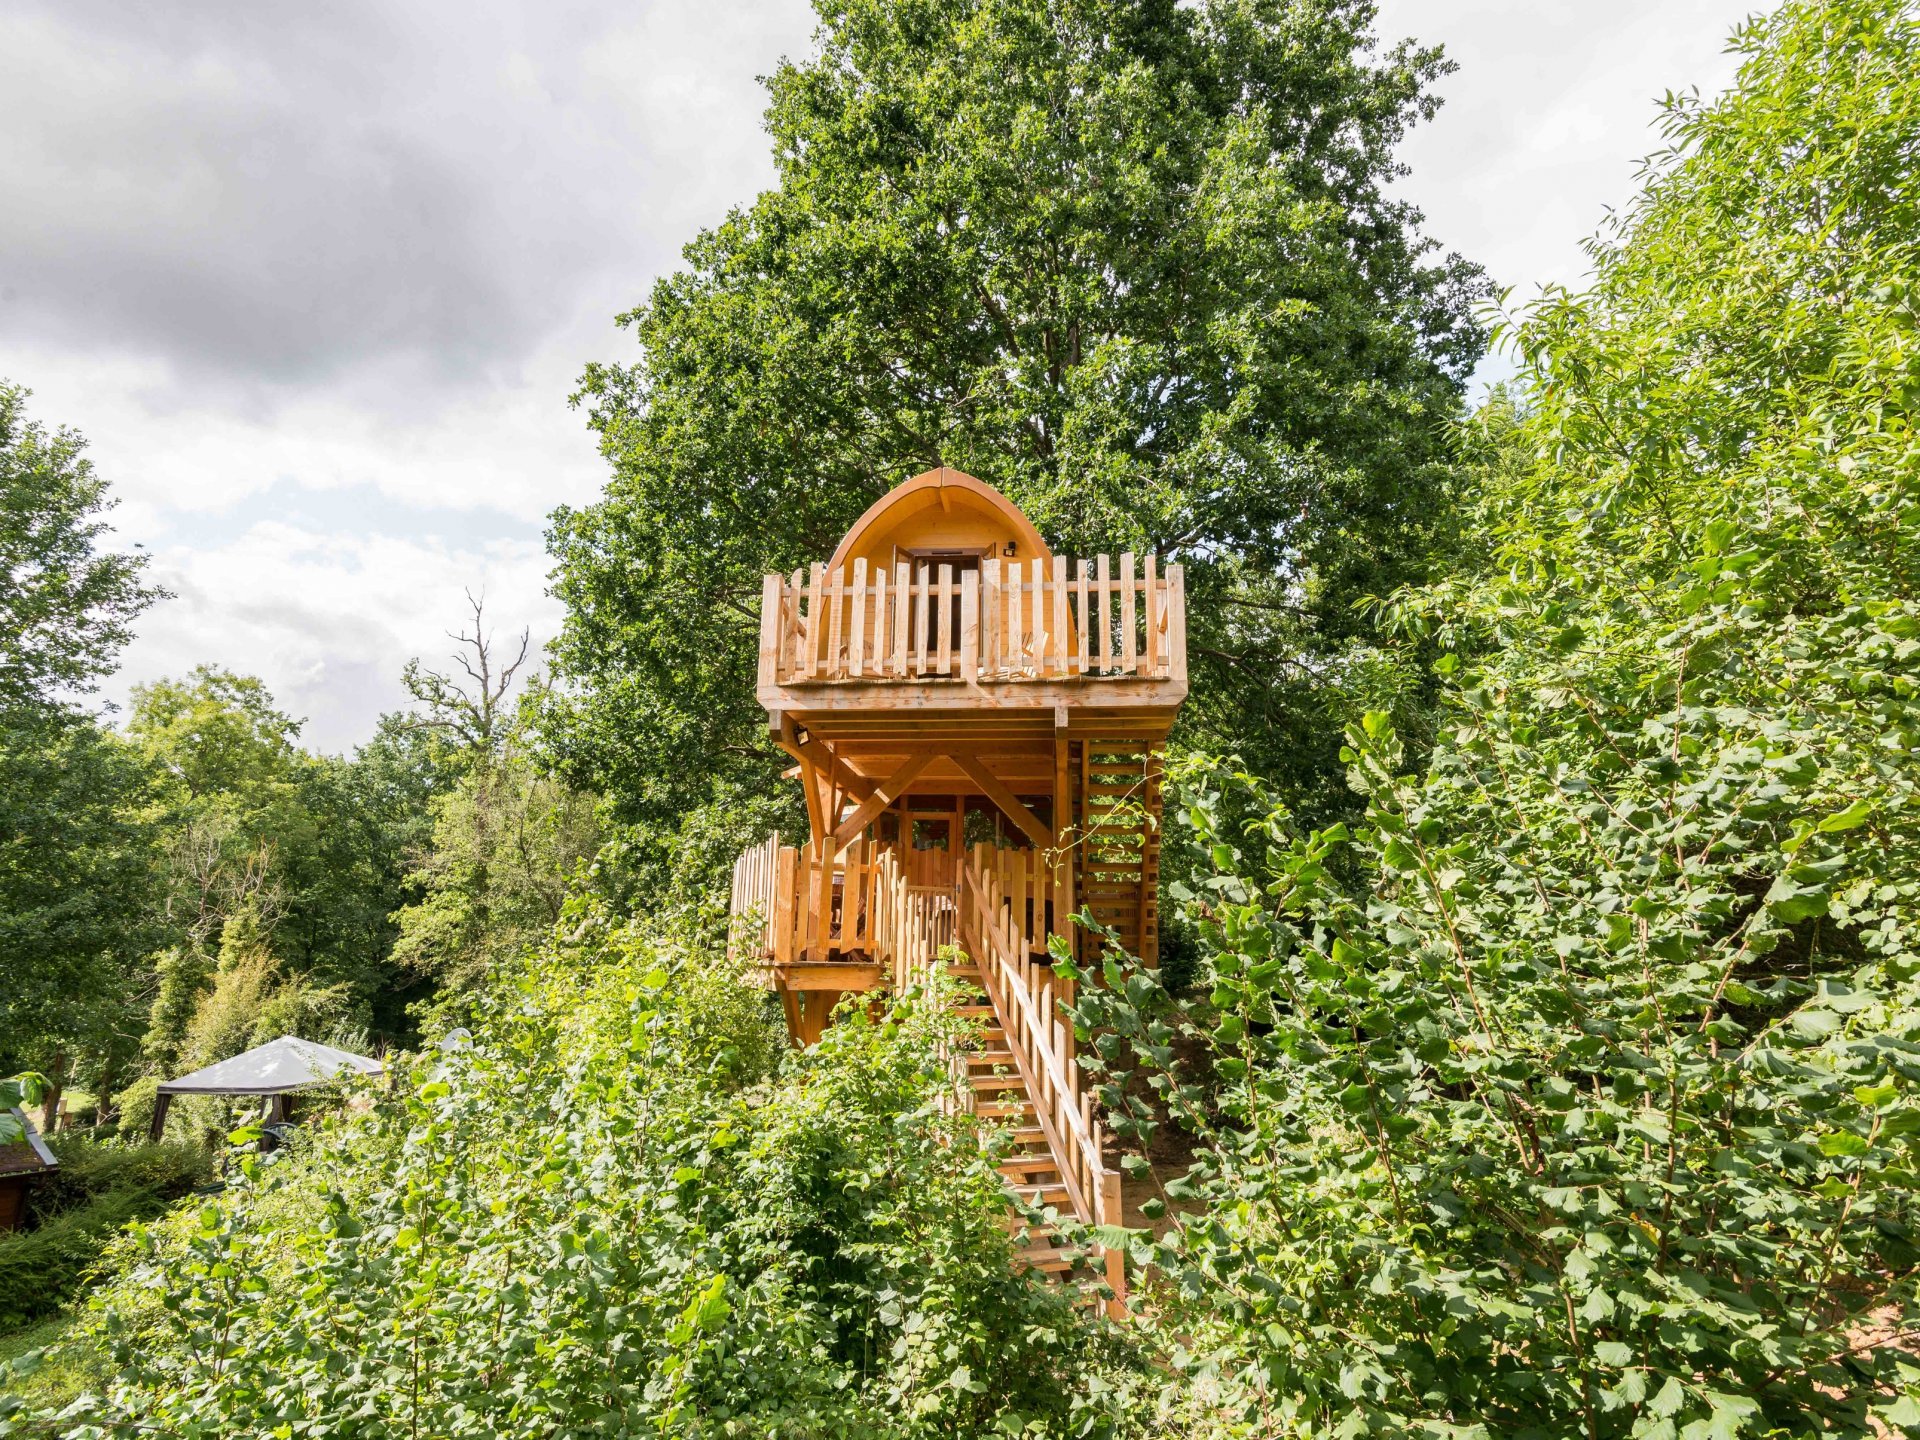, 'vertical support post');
1053,731,1073,969
1101,1168,1127,1319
